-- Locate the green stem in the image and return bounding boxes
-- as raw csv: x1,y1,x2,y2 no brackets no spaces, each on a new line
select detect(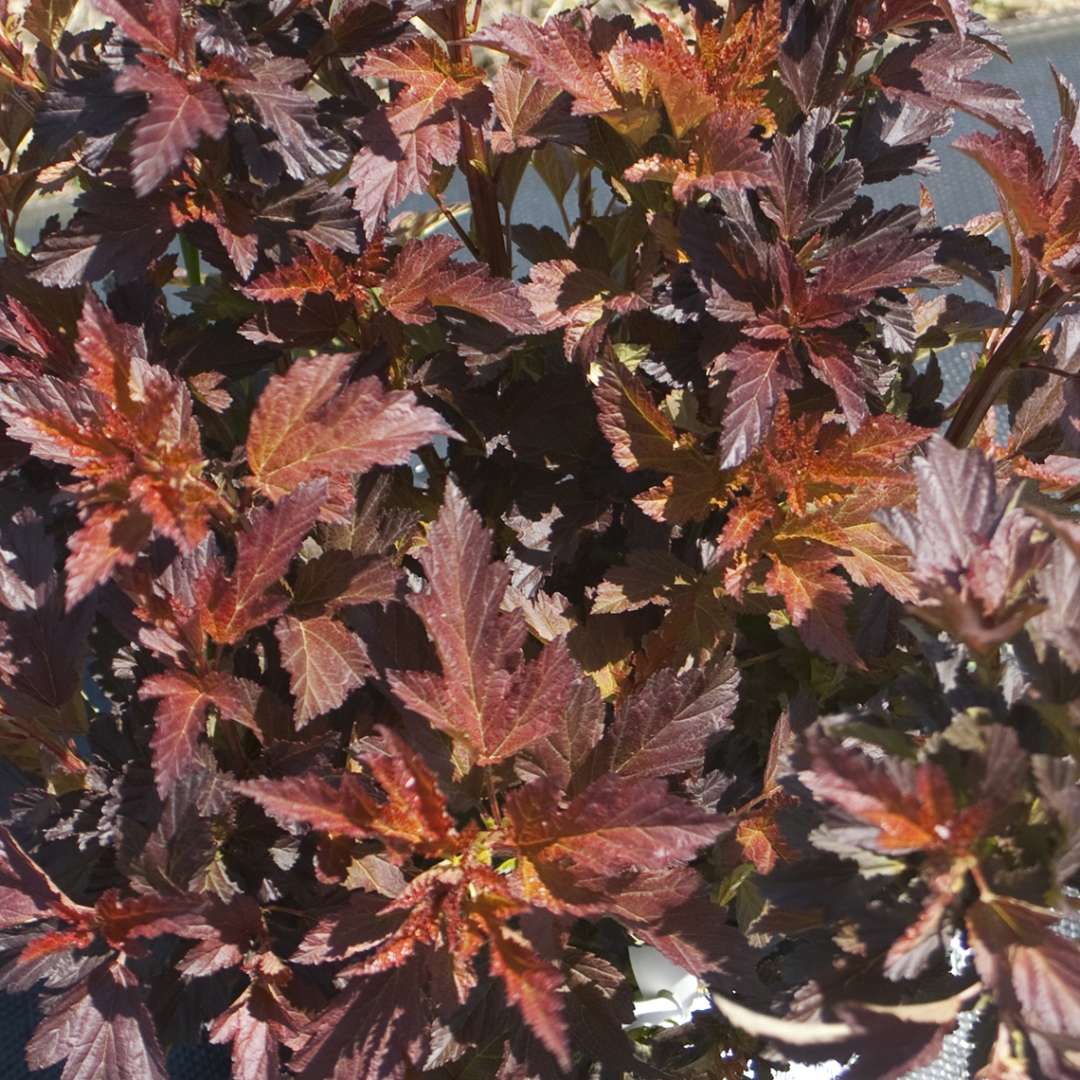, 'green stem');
180,233,202,287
